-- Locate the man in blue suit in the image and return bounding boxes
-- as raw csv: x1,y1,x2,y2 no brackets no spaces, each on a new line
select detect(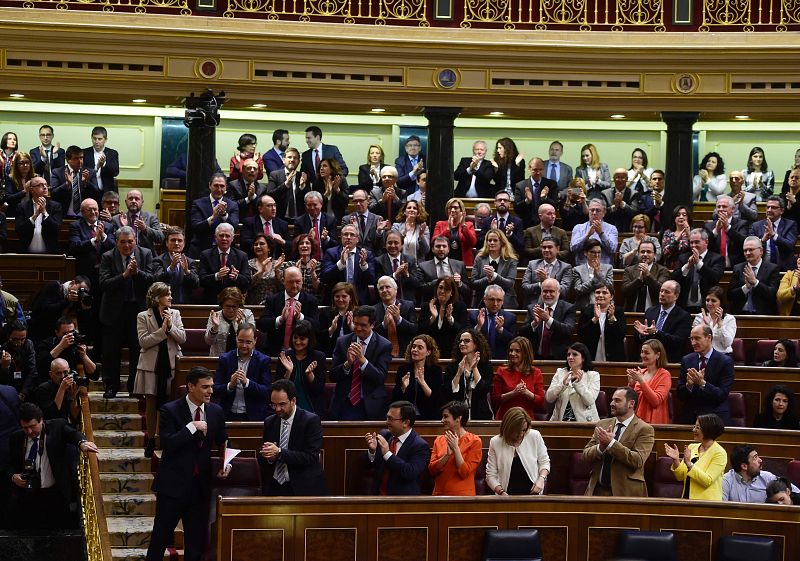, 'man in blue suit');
258,379,327,496
29,124,65,181
321,223,375,306
146,367,231,561
633,280,692,363
677,325,735,425
68,198,115,285
301,126,348,185
749,196,797,272
293,191,339,259
329,306,392,421
188,172,240,258
262,129,289,175
366,400,431,495
197,223,251,304
239,194,289,258
213,324,271,421
15,176,63,254
394,135,425,195
478,190,524,254
82,126,120,195
468,285,517,360
50,145,100,217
